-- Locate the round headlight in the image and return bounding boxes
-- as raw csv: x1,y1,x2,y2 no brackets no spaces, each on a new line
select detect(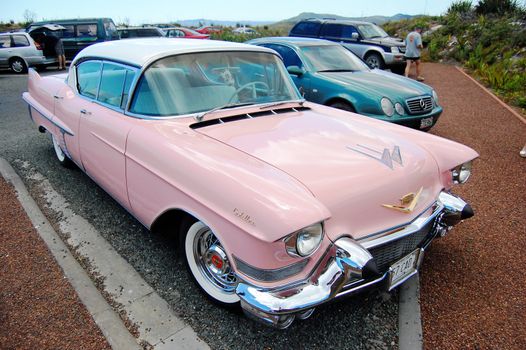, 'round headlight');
432,90,439,106
285,223,323,257
452,161,472,184
395,103,405,115
381,98,394,117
